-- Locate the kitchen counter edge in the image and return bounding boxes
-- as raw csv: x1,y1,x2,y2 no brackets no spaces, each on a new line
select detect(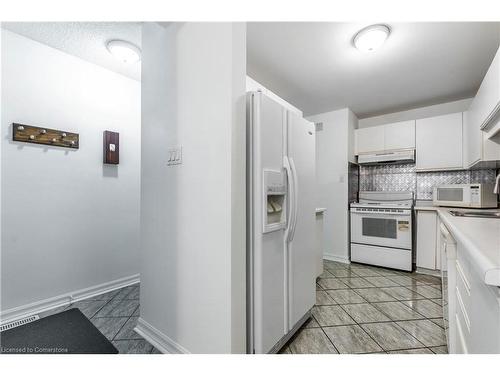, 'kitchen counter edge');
437,209,500,288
